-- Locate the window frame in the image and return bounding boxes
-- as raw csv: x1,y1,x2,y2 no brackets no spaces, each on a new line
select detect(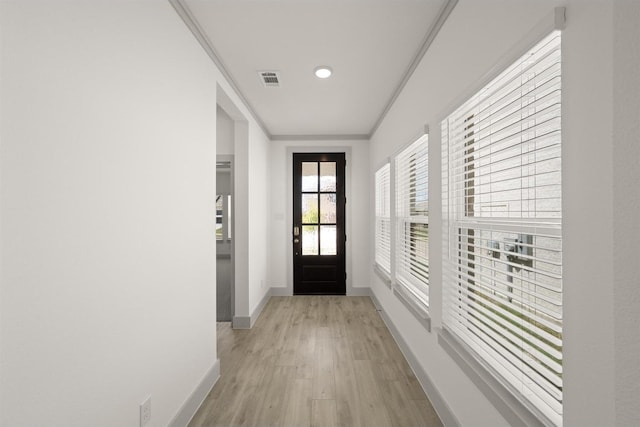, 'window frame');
394,134,430,313
372,133,431,330
440,29,564,427
374,162,392,283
